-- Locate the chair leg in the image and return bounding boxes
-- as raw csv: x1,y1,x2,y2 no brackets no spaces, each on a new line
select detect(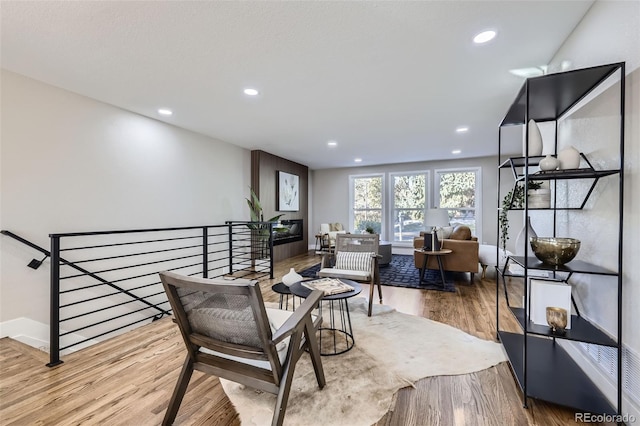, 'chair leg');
304,317,326,388
162,356,194,426
470,272,475,282
376,273,383,304
273,333,303,426
368,279,374,317
481,264,487,279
